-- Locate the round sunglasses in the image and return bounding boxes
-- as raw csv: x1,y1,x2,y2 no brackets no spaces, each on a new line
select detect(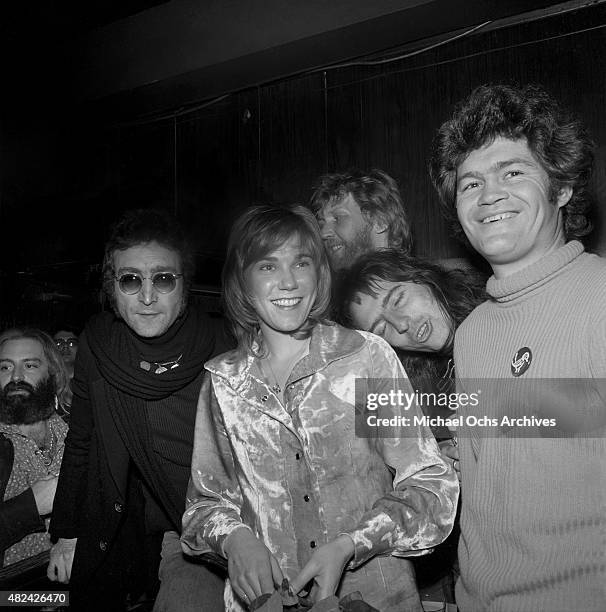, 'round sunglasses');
114,272,183,295
55,337,78,348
